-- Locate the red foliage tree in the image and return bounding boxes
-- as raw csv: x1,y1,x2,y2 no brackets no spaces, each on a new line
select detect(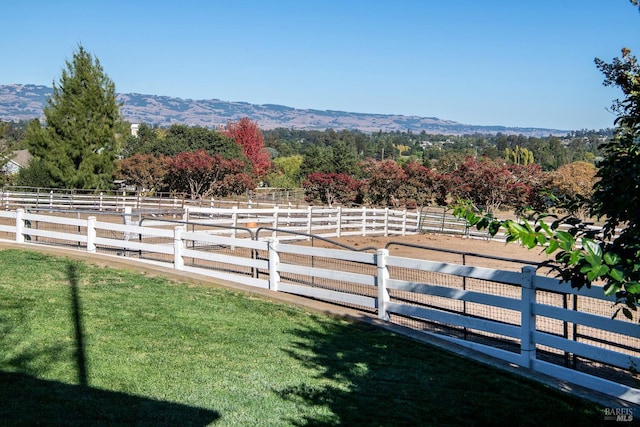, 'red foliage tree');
359,159,407,206
303,172,362,206
399,161,439,208
444,156,543,213
223,117,271,178
166,150,255,199
116,153,168,195
506,163,547,213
